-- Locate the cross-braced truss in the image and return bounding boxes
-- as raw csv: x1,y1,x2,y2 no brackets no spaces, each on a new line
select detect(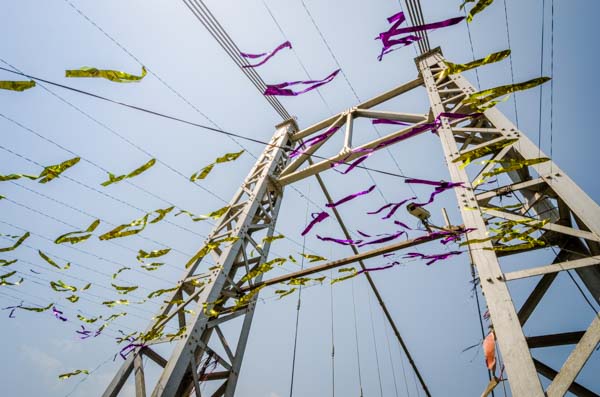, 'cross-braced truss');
103,48,599,397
